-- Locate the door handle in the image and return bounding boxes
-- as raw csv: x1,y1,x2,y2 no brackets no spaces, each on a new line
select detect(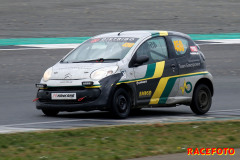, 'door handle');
171,64,176,69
